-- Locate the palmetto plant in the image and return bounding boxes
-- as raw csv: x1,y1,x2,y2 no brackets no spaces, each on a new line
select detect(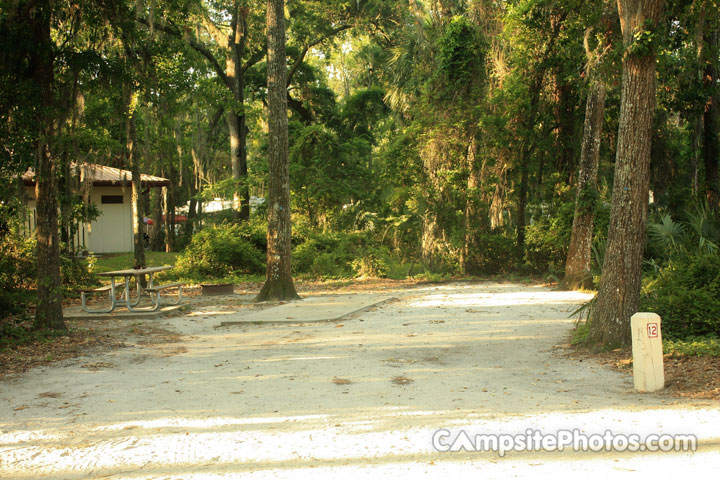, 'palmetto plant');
647,213,686,253
647,202,719,257
571,202,719,326
684,202,719,255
